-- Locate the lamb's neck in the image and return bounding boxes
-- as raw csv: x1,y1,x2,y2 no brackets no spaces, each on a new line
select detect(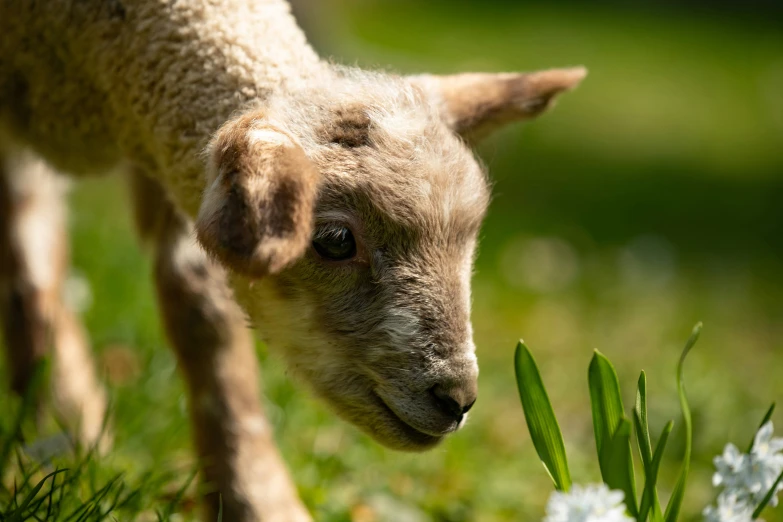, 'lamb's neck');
102,0,327,217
